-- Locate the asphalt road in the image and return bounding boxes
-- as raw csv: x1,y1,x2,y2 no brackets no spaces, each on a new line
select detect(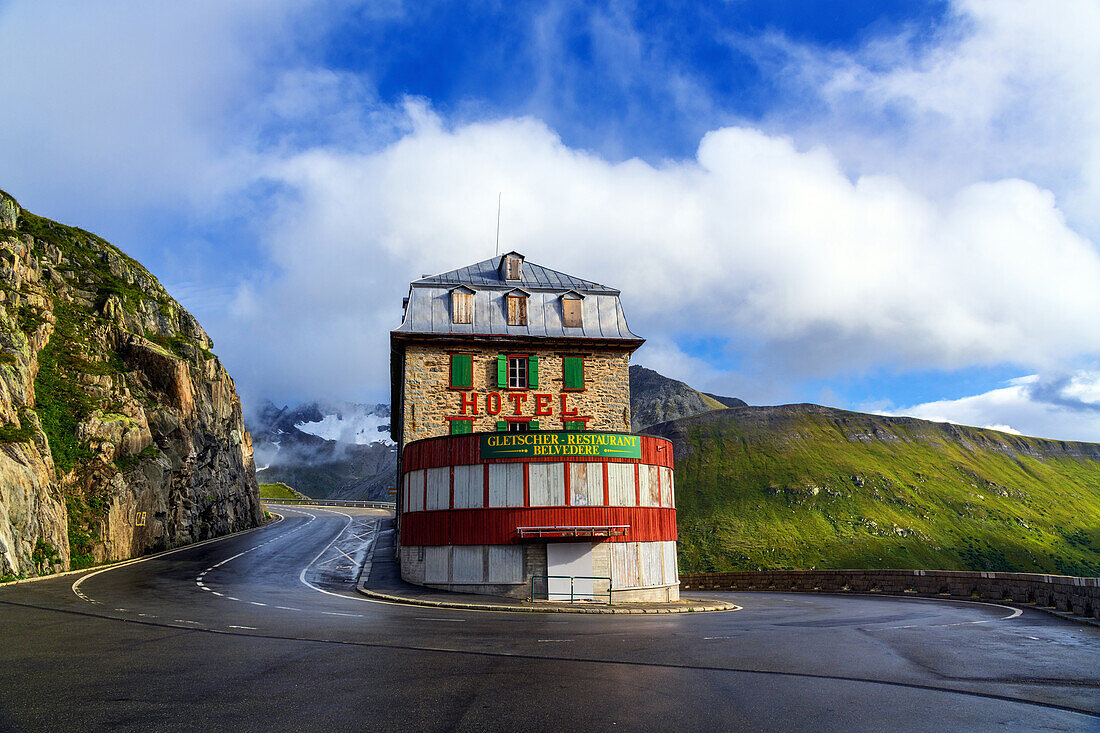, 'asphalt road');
1,506,1097,732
